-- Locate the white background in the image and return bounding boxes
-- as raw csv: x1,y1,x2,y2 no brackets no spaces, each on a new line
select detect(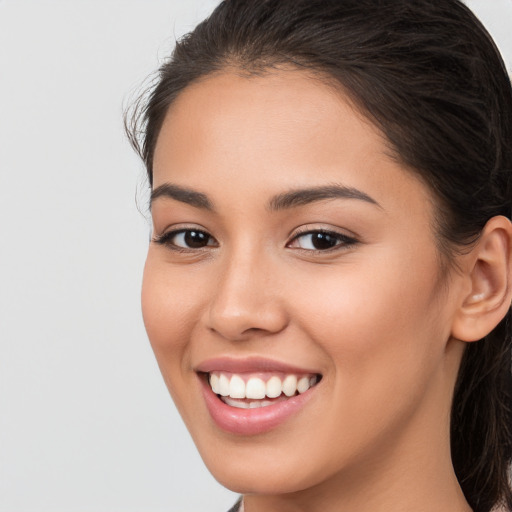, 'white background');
0,1,511,511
